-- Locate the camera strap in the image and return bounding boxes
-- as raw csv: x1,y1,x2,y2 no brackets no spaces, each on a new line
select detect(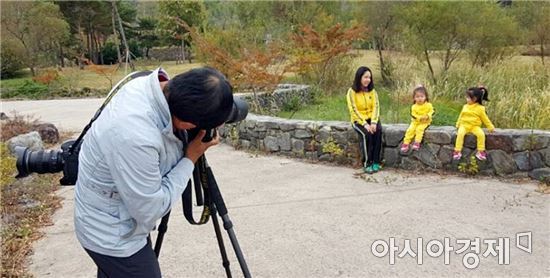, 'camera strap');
182,156,212,225
67,70,153,155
